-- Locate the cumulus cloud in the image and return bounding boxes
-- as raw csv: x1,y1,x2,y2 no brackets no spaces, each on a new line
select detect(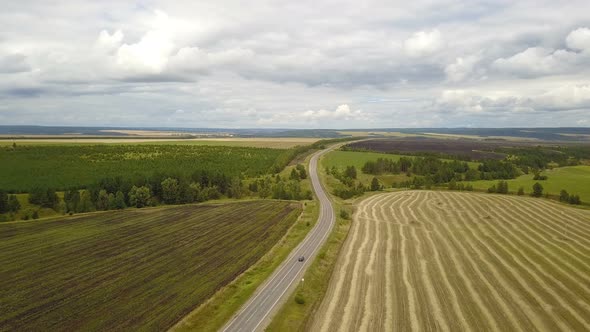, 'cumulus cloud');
566,27,590,52
404,29,443,57
301,104,367,121
432,85,590,115
1,1,590,127
492,27,590,78
492,47,577,77
445,55,482,82
116,30,175,73
96,30,124,54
